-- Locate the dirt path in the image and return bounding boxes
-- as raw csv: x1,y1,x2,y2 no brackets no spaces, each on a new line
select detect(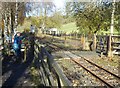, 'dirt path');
2,46,35,88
